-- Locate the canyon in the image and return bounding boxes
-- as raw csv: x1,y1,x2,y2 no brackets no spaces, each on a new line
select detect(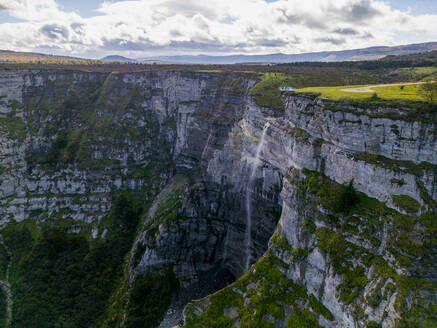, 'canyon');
0,68,435,328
